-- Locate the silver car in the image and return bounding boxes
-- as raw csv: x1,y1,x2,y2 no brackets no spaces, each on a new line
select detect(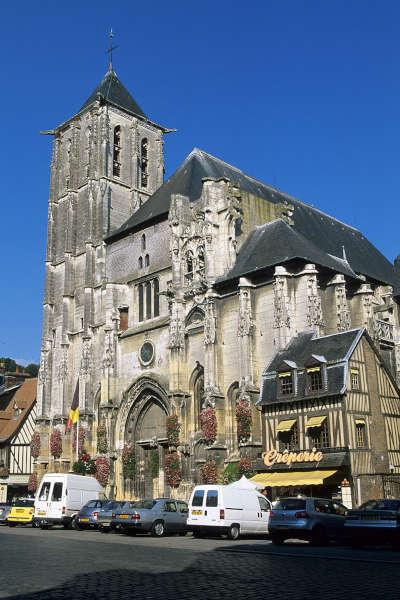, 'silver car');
97,500,128,533
113,498,189,537
269,497,348,546
0,503,11,524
